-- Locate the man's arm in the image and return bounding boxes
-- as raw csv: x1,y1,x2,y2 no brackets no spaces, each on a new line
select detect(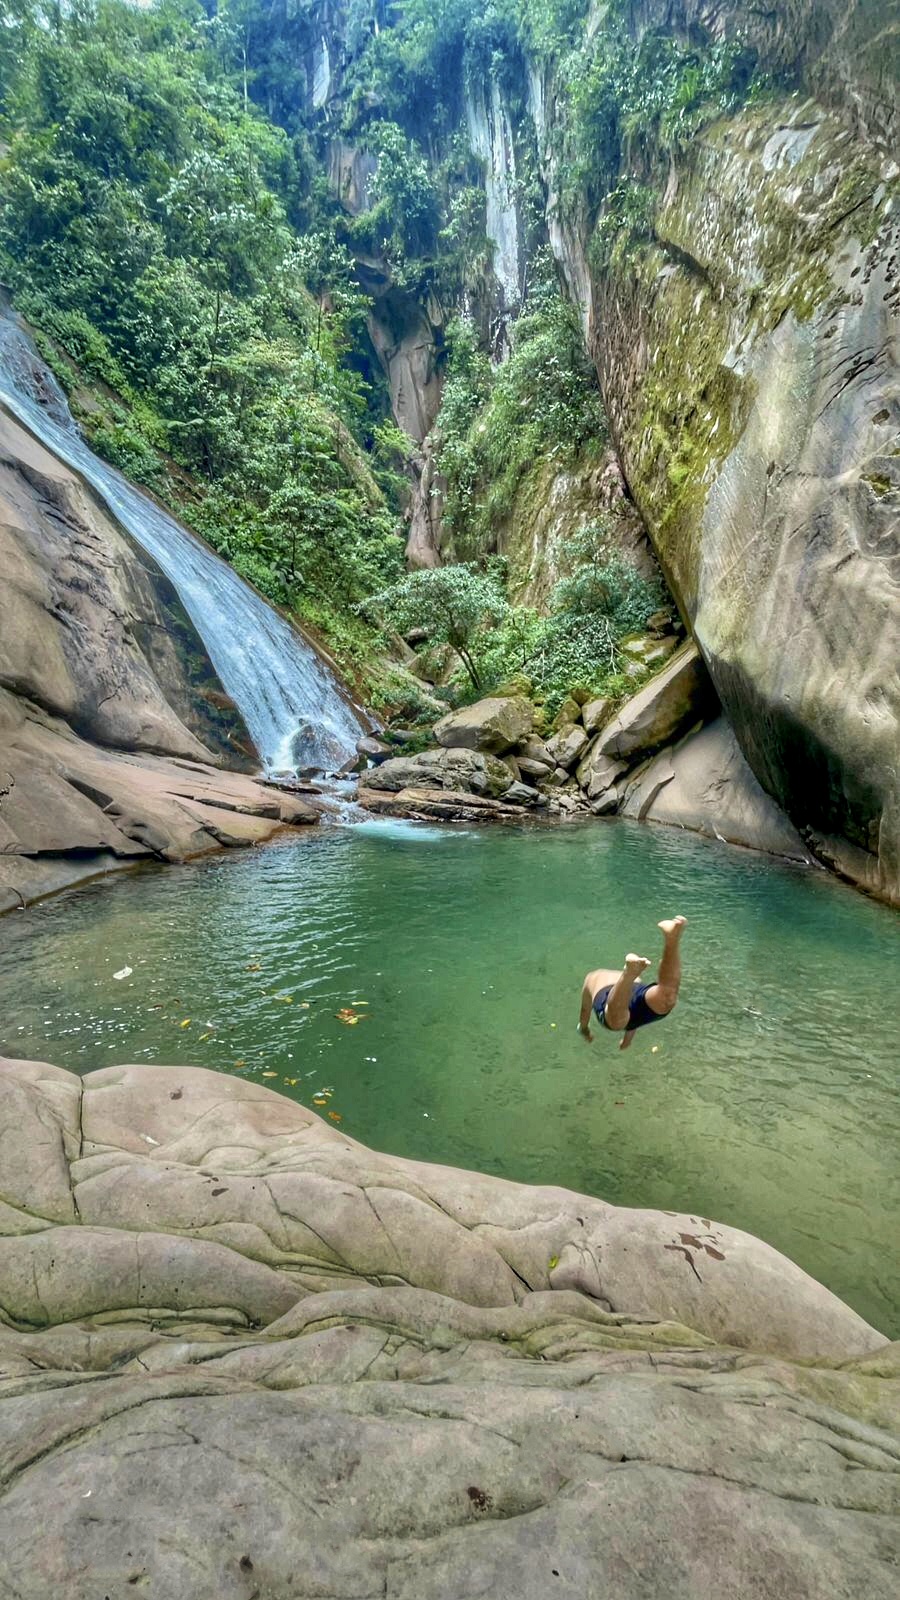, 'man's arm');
579,982,594,1041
